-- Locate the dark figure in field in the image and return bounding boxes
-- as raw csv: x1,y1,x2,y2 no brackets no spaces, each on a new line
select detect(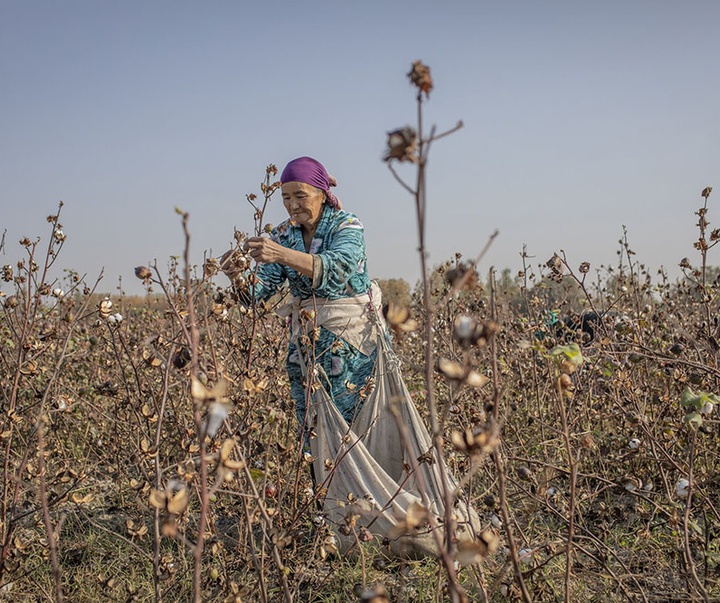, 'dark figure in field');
553,311,603,344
